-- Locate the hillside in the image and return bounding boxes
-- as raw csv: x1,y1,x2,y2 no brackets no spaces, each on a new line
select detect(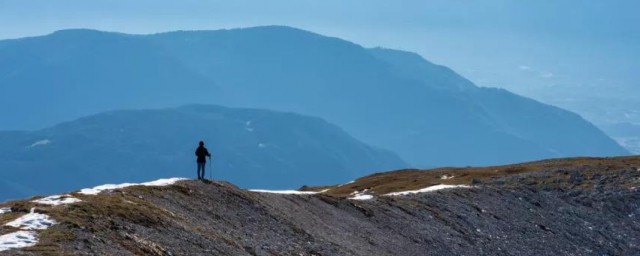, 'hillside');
0,26,628,166
1,156,638,255
0,105,405,202
601,122,640,154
